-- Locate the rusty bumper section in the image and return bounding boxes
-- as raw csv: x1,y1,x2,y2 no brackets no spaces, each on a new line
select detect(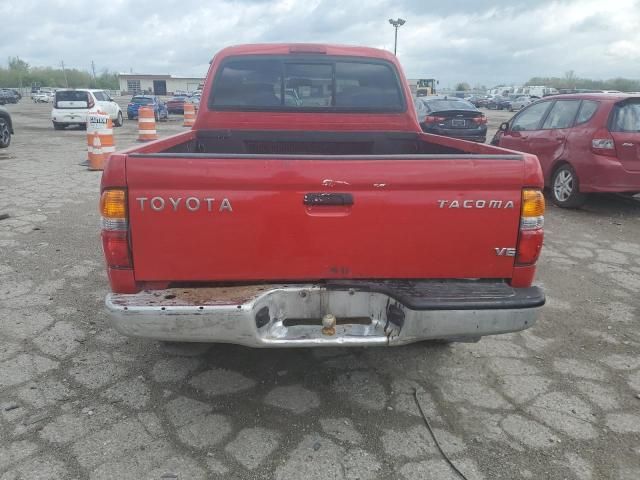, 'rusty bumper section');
105,283,543,347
